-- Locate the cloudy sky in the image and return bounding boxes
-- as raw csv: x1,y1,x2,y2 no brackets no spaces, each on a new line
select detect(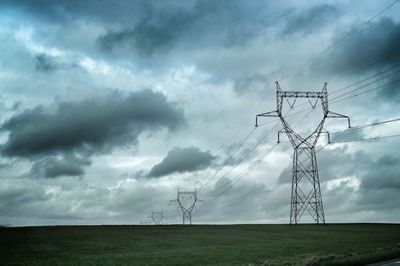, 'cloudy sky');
0,0,399,226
